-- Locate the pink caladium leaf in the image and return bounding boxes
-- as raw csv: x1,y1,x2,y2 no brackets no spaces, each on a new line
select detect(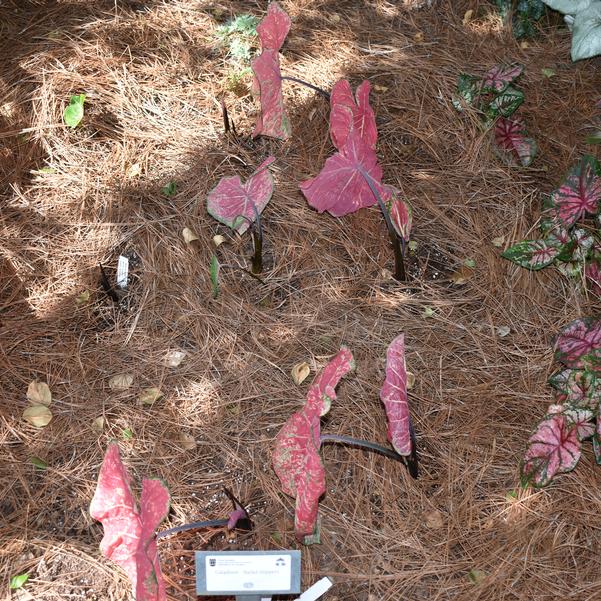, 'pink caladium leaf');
329,80,377,150
256,1,291,52
553,318,601,370
494,117,537,167
549,155,601,228
251,50,291,140
90,444,170,601
501,238,562,270
563,407,595,441
207,157,276,235
385,186,412,242
548,369,601,409
482,64,524,93
521,413,581,487
273,348,354,541
585,260,601,296
380,334,415,458
300,129,385,217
